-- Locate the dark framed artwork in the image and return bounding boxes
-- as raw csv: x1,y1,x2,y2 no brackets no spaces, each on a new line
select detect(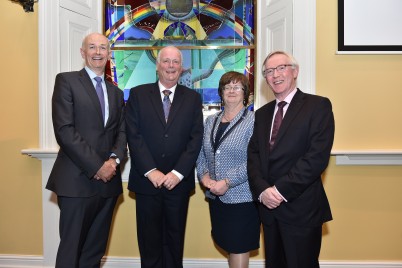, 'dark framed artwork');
104,0,255,110
338,0,402,52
